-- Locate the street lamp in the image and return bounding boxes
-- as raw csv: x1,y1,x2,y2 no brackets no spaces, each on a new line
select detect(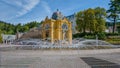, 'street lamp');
96,34,98,46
